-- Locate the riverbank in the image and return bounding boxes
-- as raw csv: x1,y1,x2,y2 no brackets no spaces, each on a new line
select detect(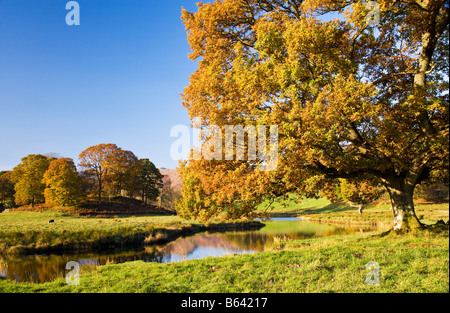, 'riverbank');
0,199,448,293
0,210,264,255
258,197,449,227
1,226,447,293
